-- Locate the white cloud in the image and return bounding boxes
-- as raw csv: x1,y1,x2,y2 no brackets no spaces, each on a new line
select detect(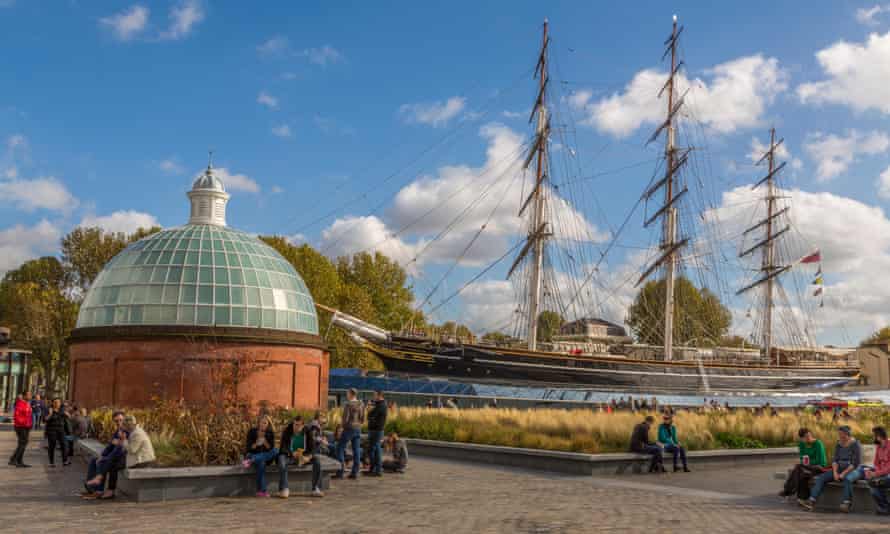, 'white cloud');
4,167,16,179
271,124,292,138
0,220,61,274
257,35,289,57
748,136,803,170
502,110,523,119
257,91,278,109
300,45,343,66
399,97,467,128
99,5,150,41
798,30,890,114
159,0,205,41
321,215,423,275
856,5,889,26
200,167,259,193
80,210,159,235
287,233,305,245
159,158,184,175
803,130,889,181
6,134,26,150
271,186,284,194
0,176,78,212
572,55,787,137
877,165,890,199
